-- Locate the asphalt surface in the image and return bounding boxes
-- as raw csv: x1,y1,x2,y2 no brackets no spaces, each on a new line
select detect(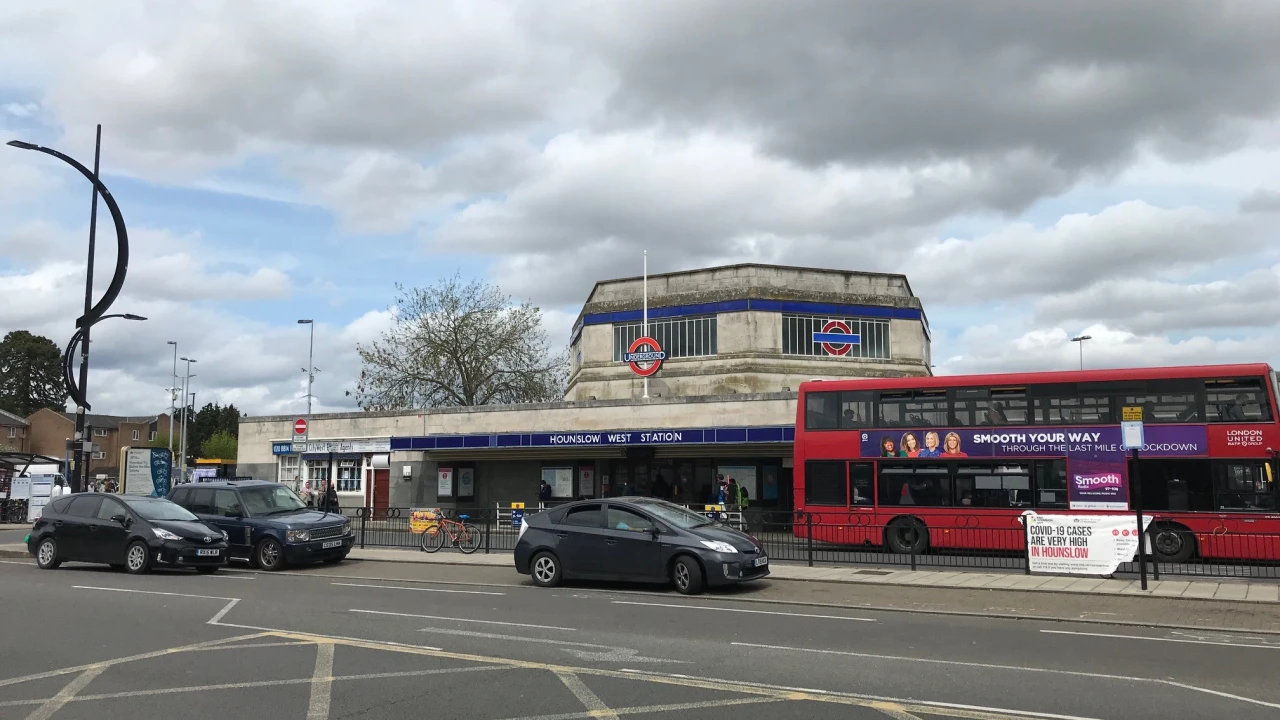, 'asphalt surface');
0,529,29,544
1,558,1278,720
